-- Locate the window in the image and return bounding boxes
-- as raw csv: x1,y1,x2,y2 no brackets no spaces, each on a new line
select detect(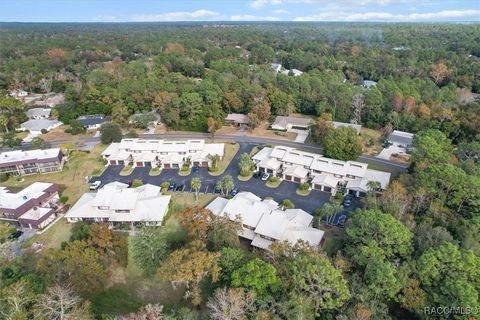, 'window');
115,209,130,213
98,206,109,210
334,174,342,178
347,174,355,179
